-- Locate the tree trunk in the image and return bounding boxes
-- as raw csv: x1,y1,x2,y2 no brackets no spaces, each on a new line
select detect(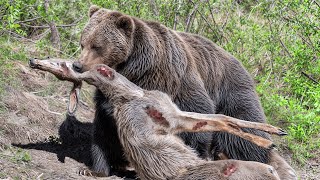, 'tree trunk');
44,0,61,51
